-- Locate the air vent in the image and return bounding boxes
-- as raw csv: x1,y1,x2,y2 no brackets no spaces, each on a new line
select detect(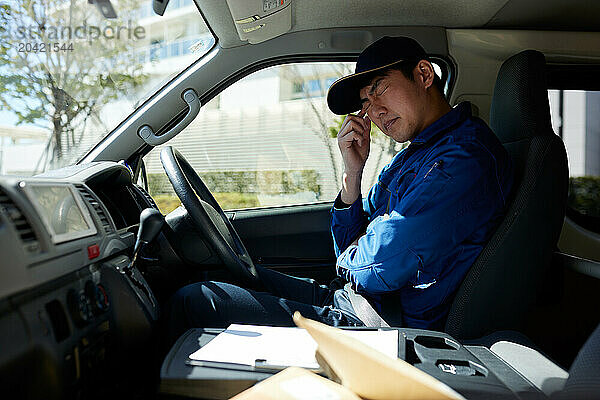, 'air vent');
0,187,40,253
74,184,114,234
